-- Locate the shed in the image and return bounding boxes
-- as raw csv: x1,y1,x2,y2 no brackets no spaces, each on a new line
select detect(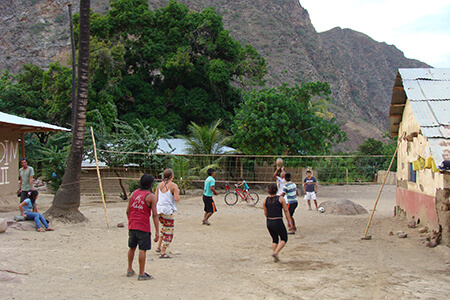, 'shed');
389,68,450,244
0,111,70,211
